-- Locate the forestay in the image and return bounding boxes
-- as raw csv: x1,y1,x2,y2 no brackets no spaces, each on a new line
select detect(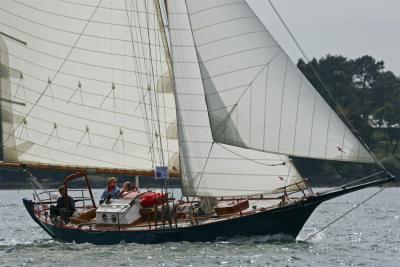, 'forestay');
184,0,375,163
168,0,305,197
0,0,178,171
